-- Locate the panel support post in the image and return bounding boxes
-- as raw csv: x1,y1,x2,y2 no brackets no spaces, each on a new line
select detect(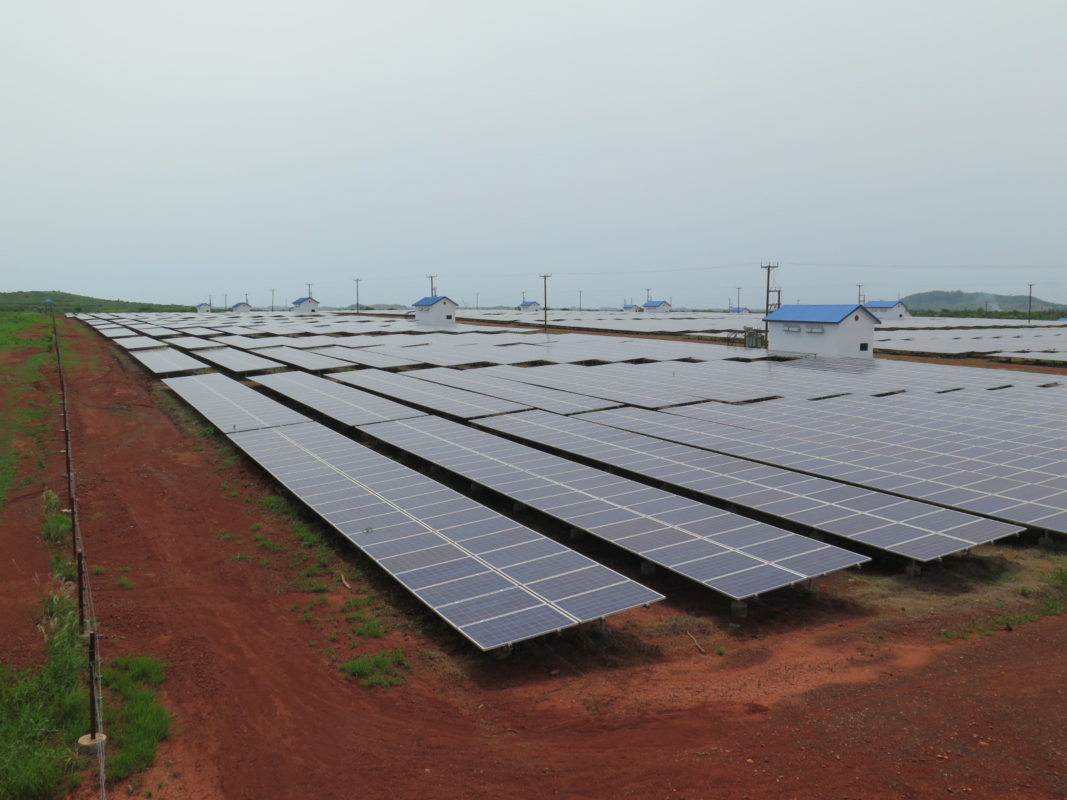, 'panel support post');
905,561,922,577
730,600,748,618
76,550,85,632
